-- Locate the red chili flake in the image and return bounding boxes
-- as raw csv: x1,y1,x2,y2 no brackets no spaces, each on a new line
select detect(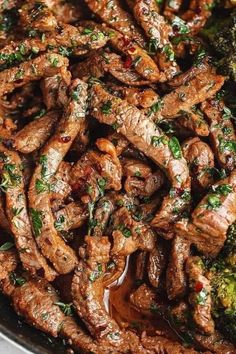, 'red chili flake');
72,182,82,191
175,188,184,196
128,47,136,53
122,36,131,47
59,136,71,143
123,55,132,69
195,281,203,292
